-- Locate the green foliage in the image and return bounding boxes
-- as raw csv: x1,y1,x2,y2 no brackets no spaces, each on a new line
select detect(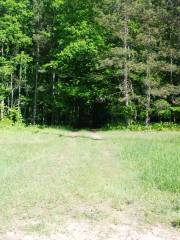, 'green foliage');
104,122,180,131
0,0,179,127
154,99,171,119
120,104,136,119
0,107,23,125
9,107,24,124
0,117,14,127
171,106,180,113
